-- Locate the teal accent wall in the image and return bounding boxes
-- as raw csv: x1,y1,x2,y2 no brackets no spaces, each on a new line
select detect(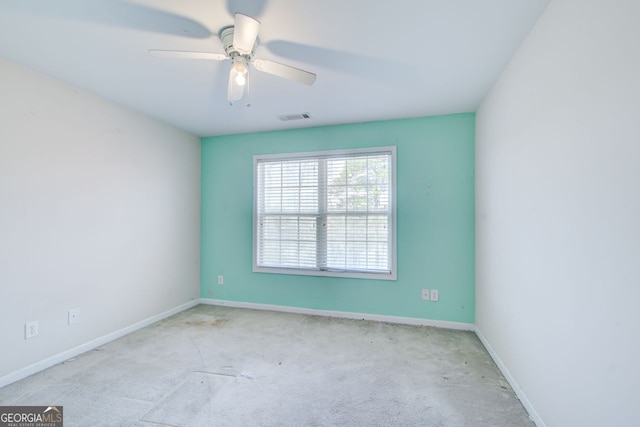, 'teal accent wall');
201,113,475,323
